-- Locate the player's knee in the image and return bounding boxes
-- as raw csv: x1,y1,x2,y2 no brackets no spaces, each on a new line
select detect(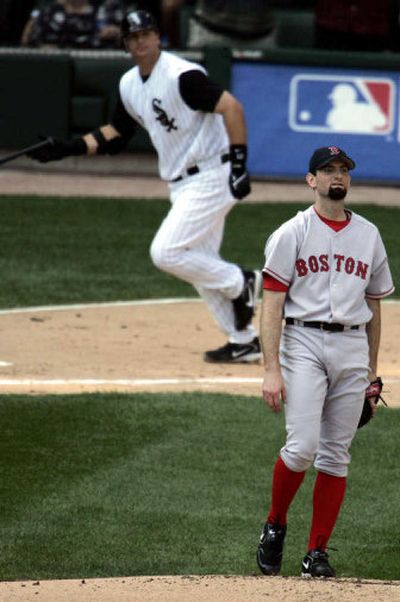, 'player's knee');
282,441,318,472
150,240,167,270
150,241,181,272
314,453,350,477
282,452,313,472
